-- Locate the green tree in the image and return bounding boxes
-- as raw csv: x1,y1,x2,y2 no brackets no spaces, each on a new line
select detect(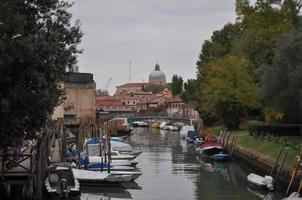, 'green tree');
182,79,199,103
261,25,302,123
199,56,259,129
0,0,82,146
171,75,183,96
